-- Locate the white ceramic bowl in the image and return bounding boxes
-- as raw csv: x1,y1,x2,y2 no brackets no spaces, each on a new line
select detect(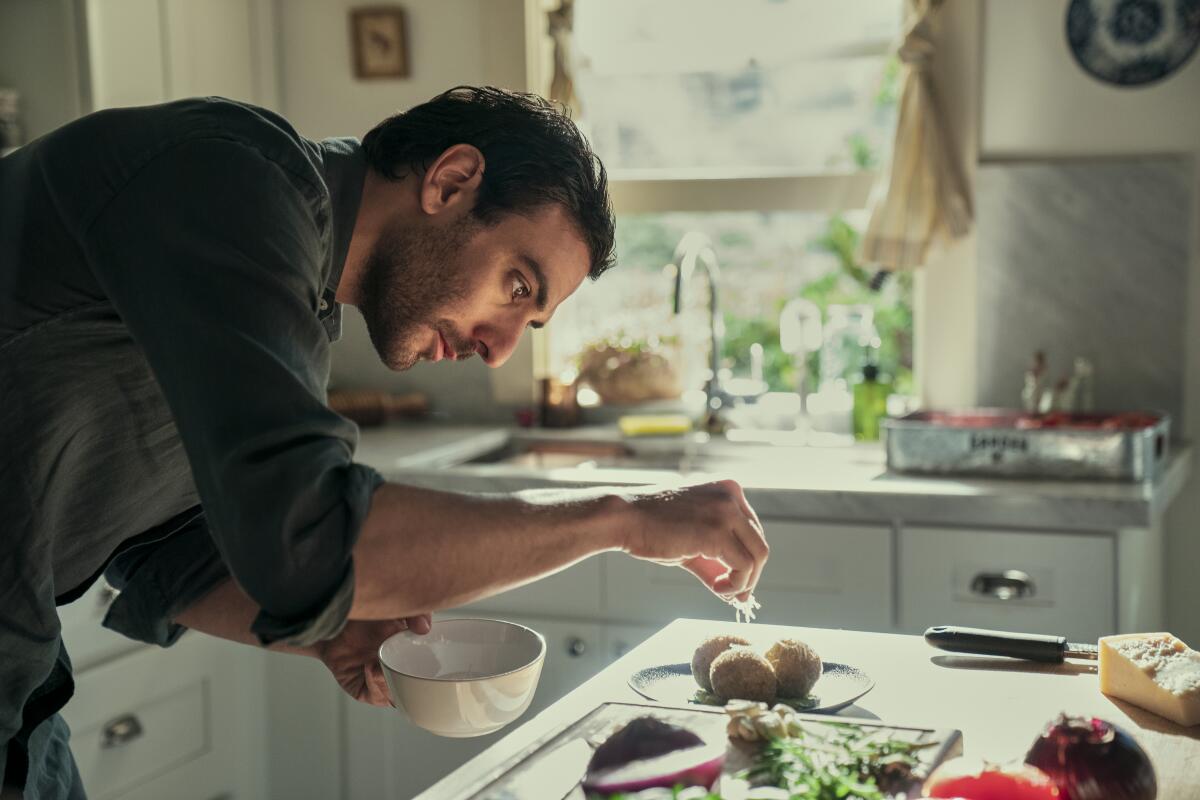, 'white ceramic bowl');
378,618,547,738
